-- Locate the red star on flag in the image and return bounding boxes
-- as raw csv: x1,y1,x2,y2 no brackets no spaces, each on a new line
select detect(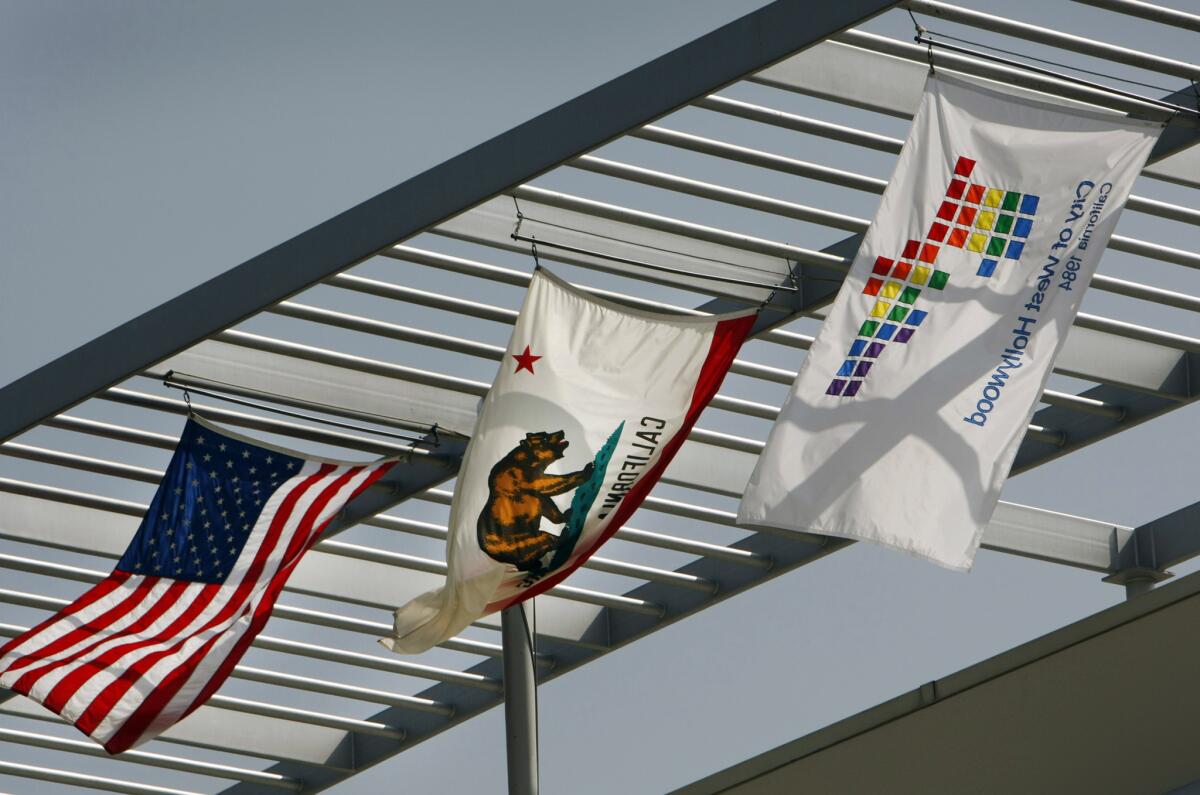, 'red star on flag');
512,345,541,374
